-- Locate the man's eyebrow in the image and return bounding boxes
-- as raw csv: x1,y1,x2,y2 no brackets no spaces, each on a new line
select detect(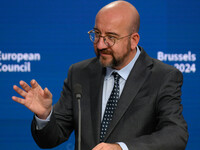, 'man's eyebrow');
93,27,100,32
93,28,119,36
105,32,119,36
